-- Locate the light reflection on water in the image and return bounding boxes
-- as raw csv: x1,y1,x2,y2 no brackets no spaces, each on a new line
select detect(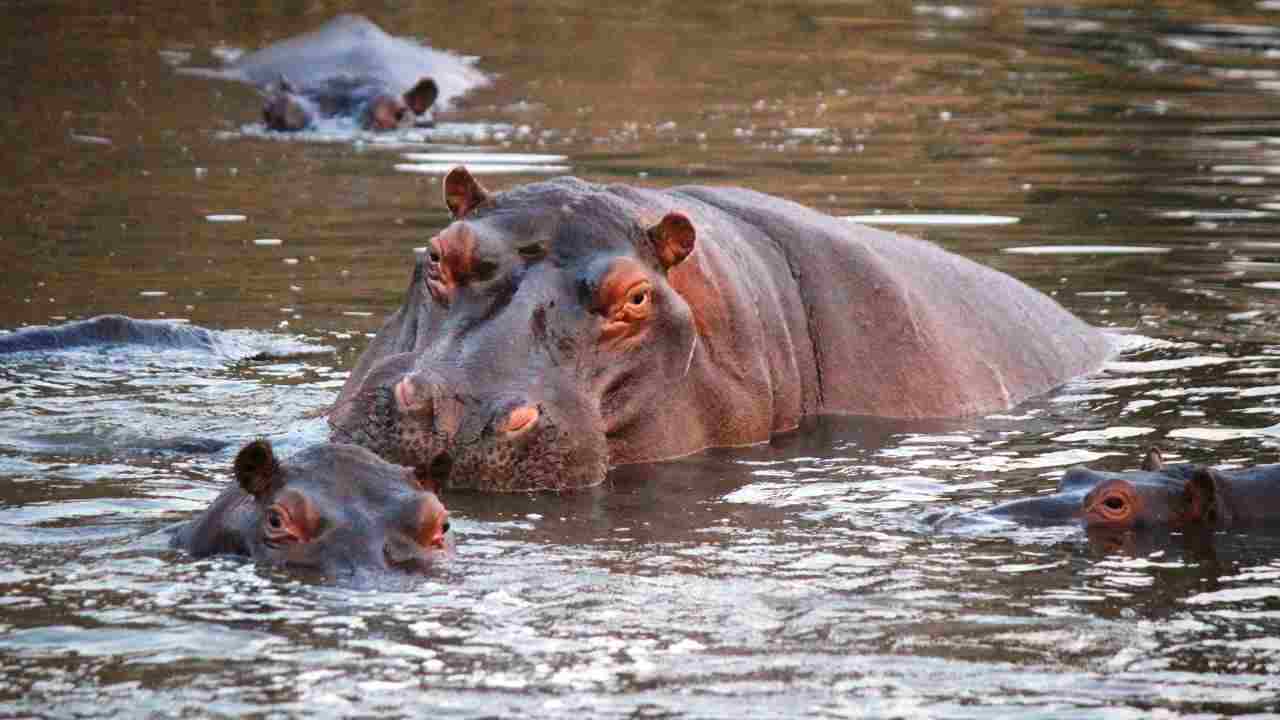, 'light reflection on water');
4,0,1280,716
